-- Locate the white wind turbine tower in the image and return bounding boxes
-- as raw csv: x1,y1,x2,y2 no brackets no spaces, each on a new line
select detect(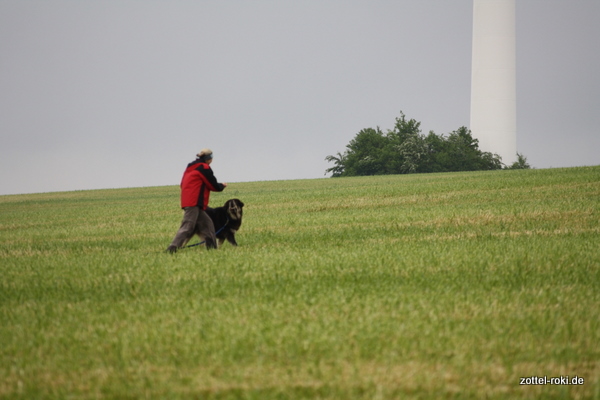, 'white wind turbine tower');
470,0,517,165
